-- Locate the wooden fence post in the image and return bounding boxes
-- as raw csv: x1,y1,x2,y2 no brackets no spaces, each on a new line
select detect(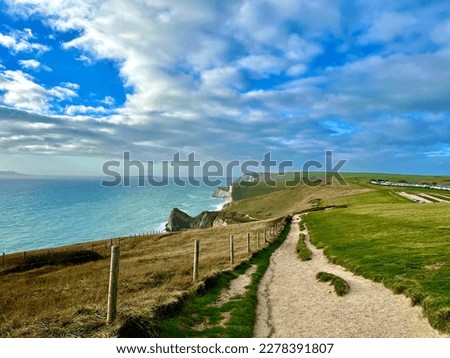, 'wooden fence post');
247,232,251,253
2,252,4,266
230,235,234,265
256,231,260,250
193,240,200,282
107,245,121,324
